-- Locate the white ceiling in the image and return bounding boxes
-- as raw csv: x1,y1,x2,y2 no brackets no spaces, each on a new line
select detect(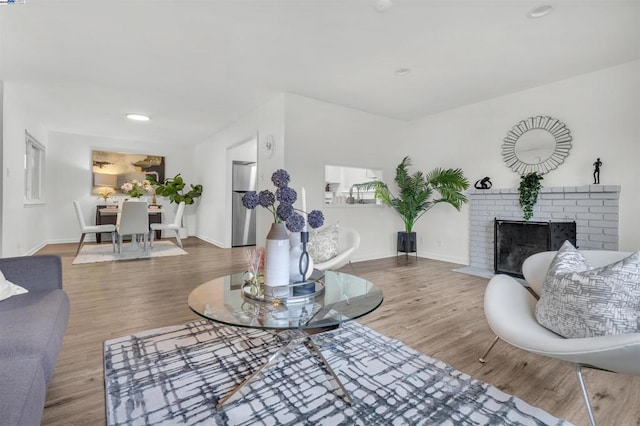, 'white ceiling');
1,0,638,146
